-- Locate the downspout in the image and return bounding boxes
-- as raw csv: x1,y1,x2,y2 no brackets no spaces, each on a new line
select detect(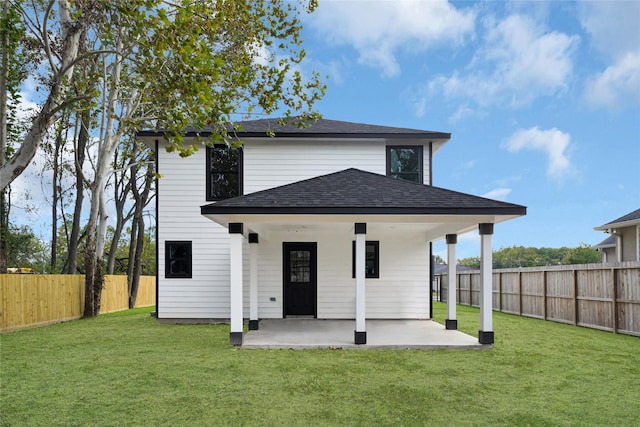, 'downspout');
428,141,434,319
153,139,159,318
